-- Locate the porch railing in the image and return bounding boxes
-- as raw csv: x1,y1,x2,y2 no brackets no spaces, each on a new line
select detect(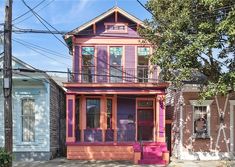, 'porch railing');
67,66,158,83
